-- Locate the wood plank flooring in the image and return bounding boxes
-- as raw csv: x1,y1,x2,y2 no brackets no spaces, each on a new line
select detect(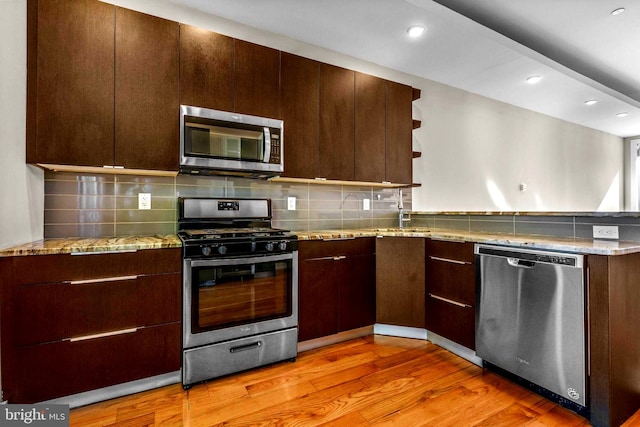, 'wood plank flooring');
70,335,640,426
